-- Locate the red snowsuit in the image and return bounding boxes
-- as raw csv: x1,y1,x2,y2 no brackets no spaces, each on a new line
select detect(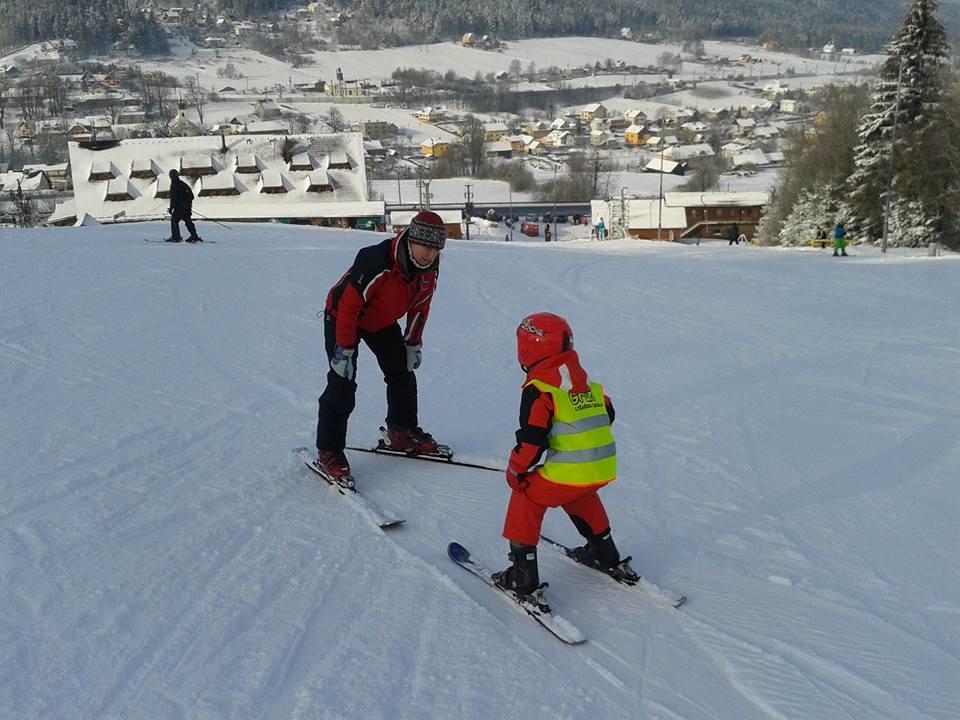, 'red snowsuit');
502,349,616,546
